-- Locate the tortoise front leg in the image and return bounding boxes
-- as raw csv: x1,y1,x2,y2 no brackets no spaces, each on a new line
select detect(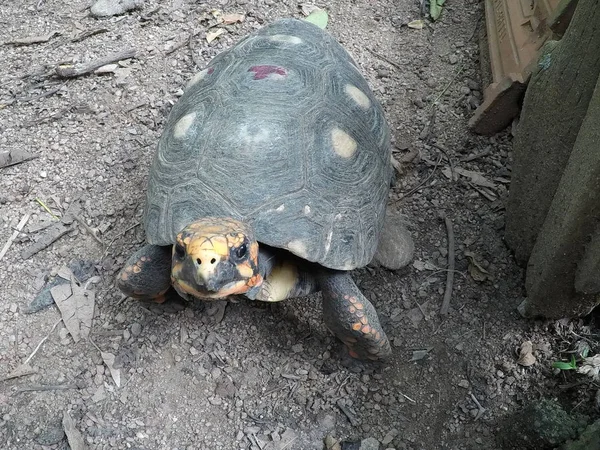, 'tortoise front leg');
318,271,391,360
117,244,173,303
